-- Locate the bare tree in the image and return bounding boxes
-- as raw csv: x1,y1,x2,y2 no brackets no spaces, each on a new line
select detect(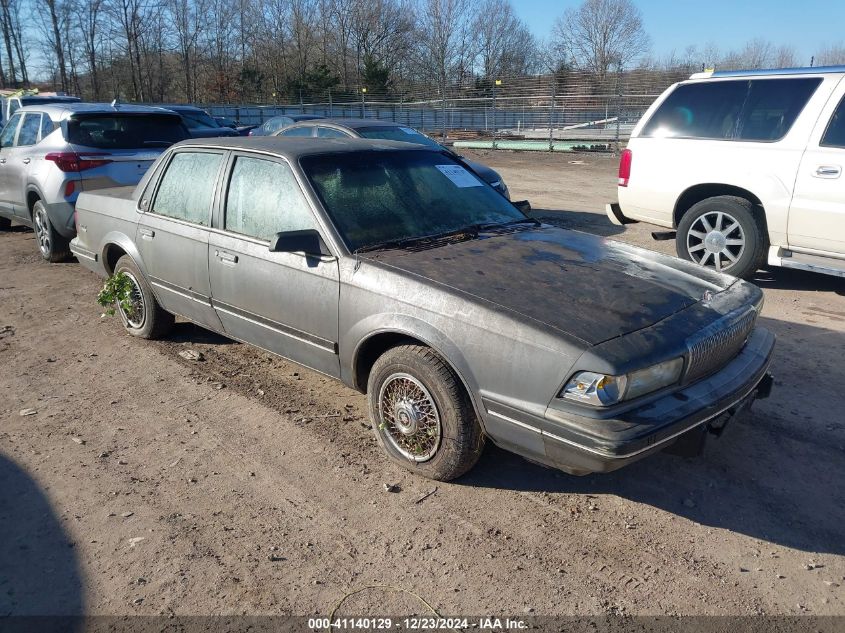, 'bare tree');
816,43,845,66
552,0,650,78
472,0,537,77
